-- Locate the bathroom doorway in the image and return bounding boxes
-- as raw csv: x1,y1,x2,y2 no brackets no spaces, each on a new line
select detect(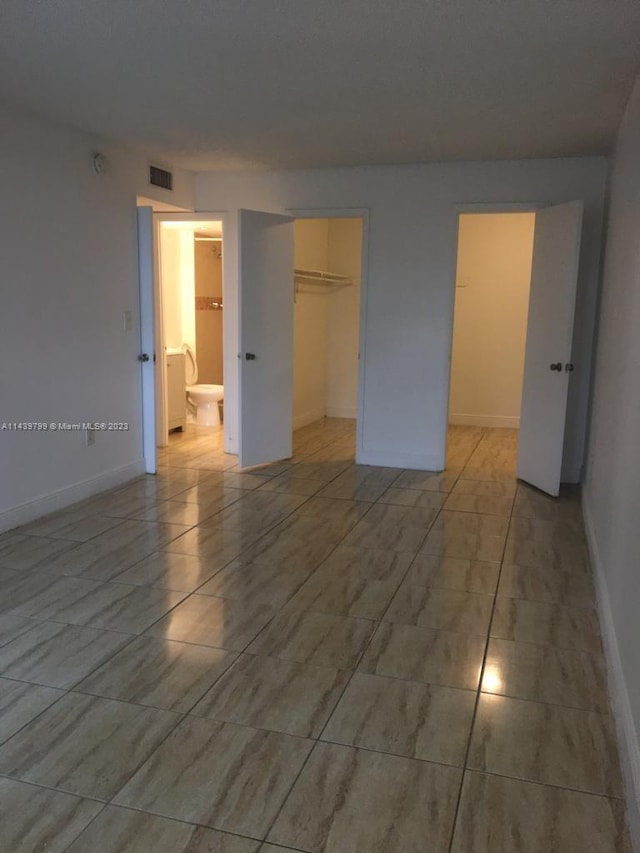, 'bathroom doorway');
291,215,364,441
137,210,228,465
